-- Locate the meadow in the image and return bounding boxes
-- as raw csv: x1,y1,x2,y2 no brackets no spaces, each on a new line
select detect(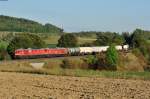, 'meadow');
0,57,150,80
43,35,96,46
